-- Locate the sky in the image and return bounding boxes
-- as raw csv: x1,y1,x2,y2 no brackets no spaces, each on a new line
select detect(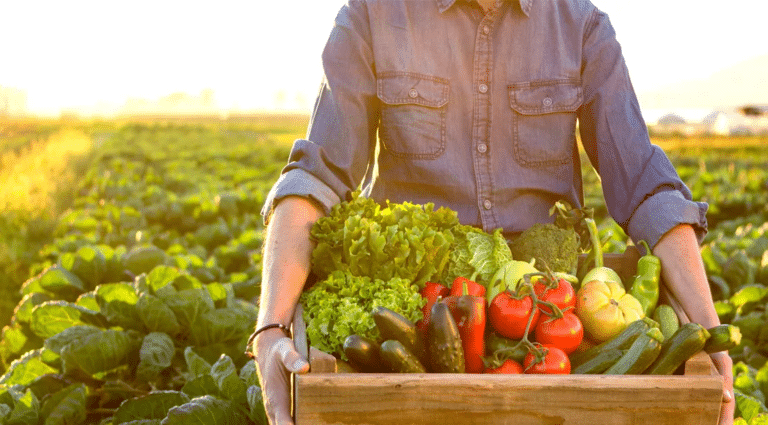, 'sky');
1,0,766,116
